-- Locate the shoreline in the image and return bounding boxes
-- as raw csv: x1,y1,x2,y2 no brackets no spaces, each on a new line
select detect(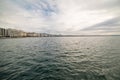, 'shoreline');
0,35,120,39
